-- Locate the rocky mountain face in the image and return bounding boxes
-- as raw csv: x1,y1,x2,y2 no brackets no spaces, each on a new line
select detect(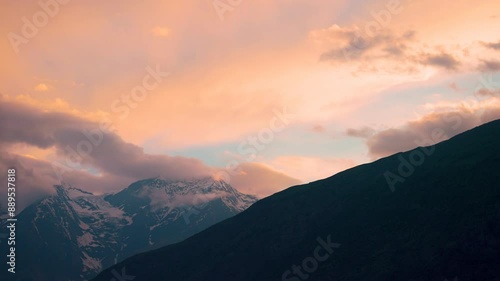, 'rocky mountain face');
0,177,257,281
